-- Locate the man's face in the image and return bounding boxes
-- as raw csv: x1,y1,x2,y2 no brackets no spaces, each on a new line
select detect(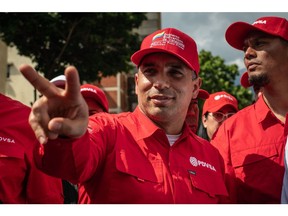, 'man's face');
135,53,200,130
202,106,237,140
243,31,288,87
